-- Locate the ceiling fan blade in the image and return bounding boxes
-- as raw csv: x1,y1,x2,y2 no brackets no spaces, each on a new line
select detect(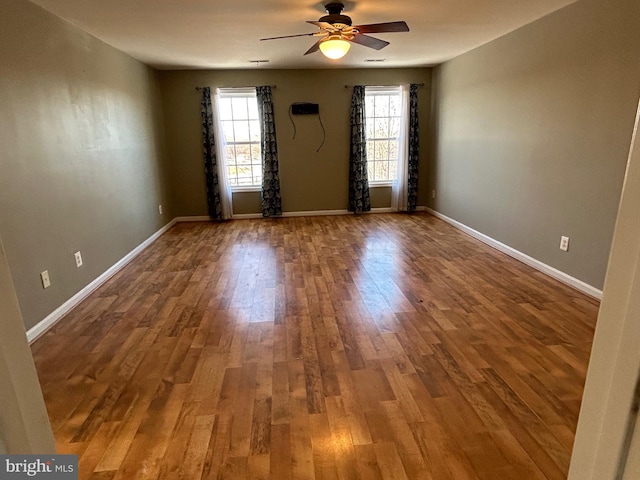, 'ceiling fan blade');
306,20,334,30
350,34,389,50
304,39,323,55
260,32,316,41
353,21,409,34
